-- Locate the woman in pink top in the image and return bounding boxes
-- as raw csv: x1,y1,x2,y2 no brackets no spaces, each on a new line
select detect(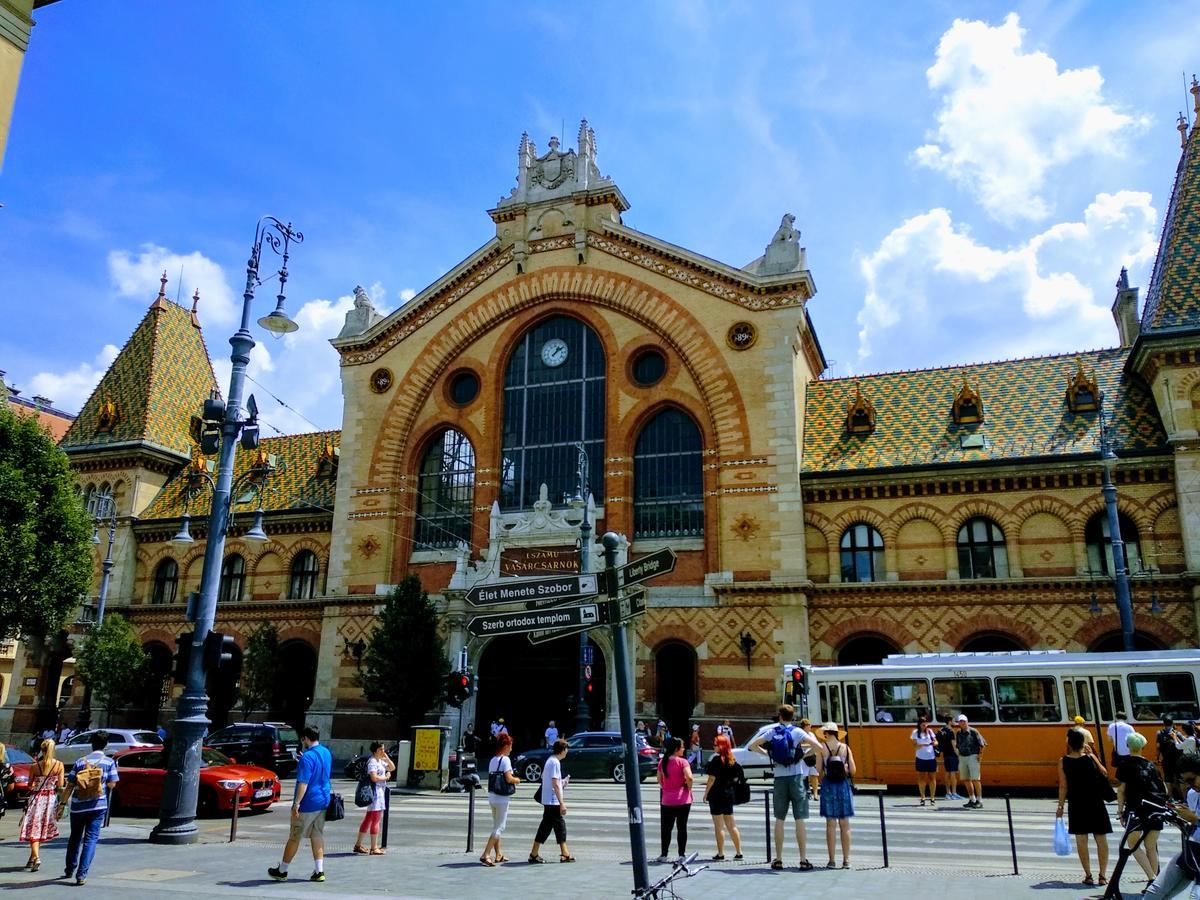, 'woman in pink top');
656,736,694,862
